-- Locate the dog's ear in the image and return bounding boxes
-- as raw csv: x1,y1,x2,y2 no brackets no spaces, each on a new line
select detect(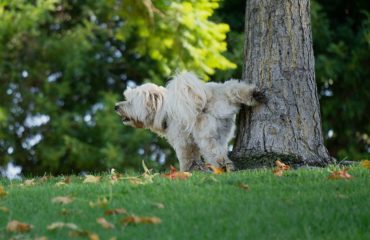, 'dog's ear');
145,91,163,112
